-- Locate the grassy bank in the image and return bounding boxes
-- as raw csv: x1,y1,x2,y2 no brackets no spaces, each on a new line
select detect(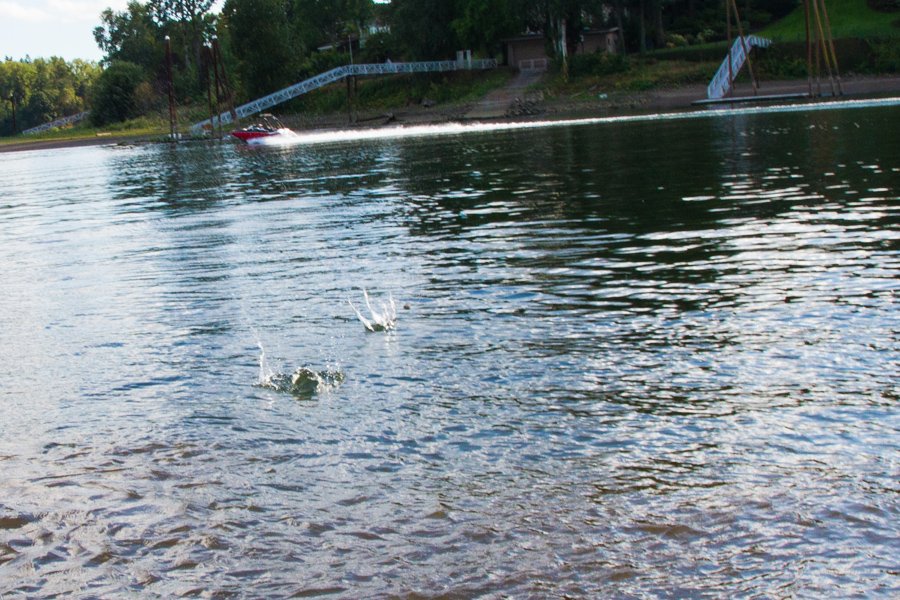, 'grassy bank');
283,69,515,116
762,0,900,41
